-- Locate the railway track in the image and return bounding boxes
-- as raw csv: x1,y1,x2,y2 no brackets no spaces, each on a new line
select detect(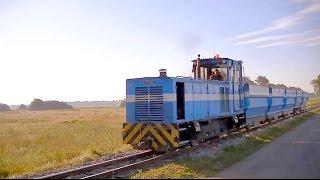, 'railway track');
35,105,320,179
35,150,162,179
